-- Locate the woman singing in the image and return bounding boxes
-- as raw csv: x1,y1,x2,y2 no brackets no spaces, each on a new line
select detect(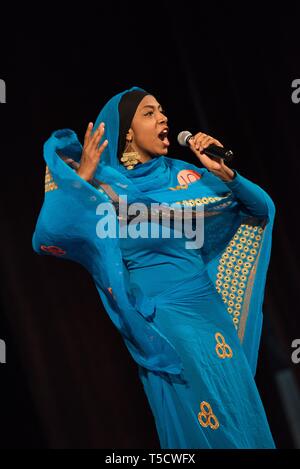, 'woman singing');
32,86,276,448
